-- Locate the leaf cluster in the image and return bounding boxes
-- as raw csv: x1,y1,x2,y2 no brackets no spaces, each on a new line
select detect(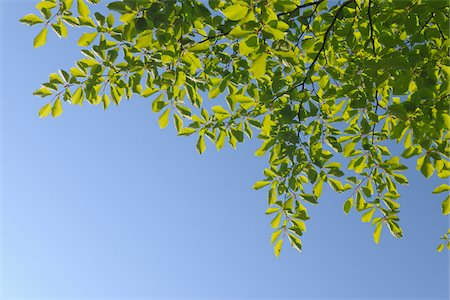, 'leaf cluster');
22,0,450,255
